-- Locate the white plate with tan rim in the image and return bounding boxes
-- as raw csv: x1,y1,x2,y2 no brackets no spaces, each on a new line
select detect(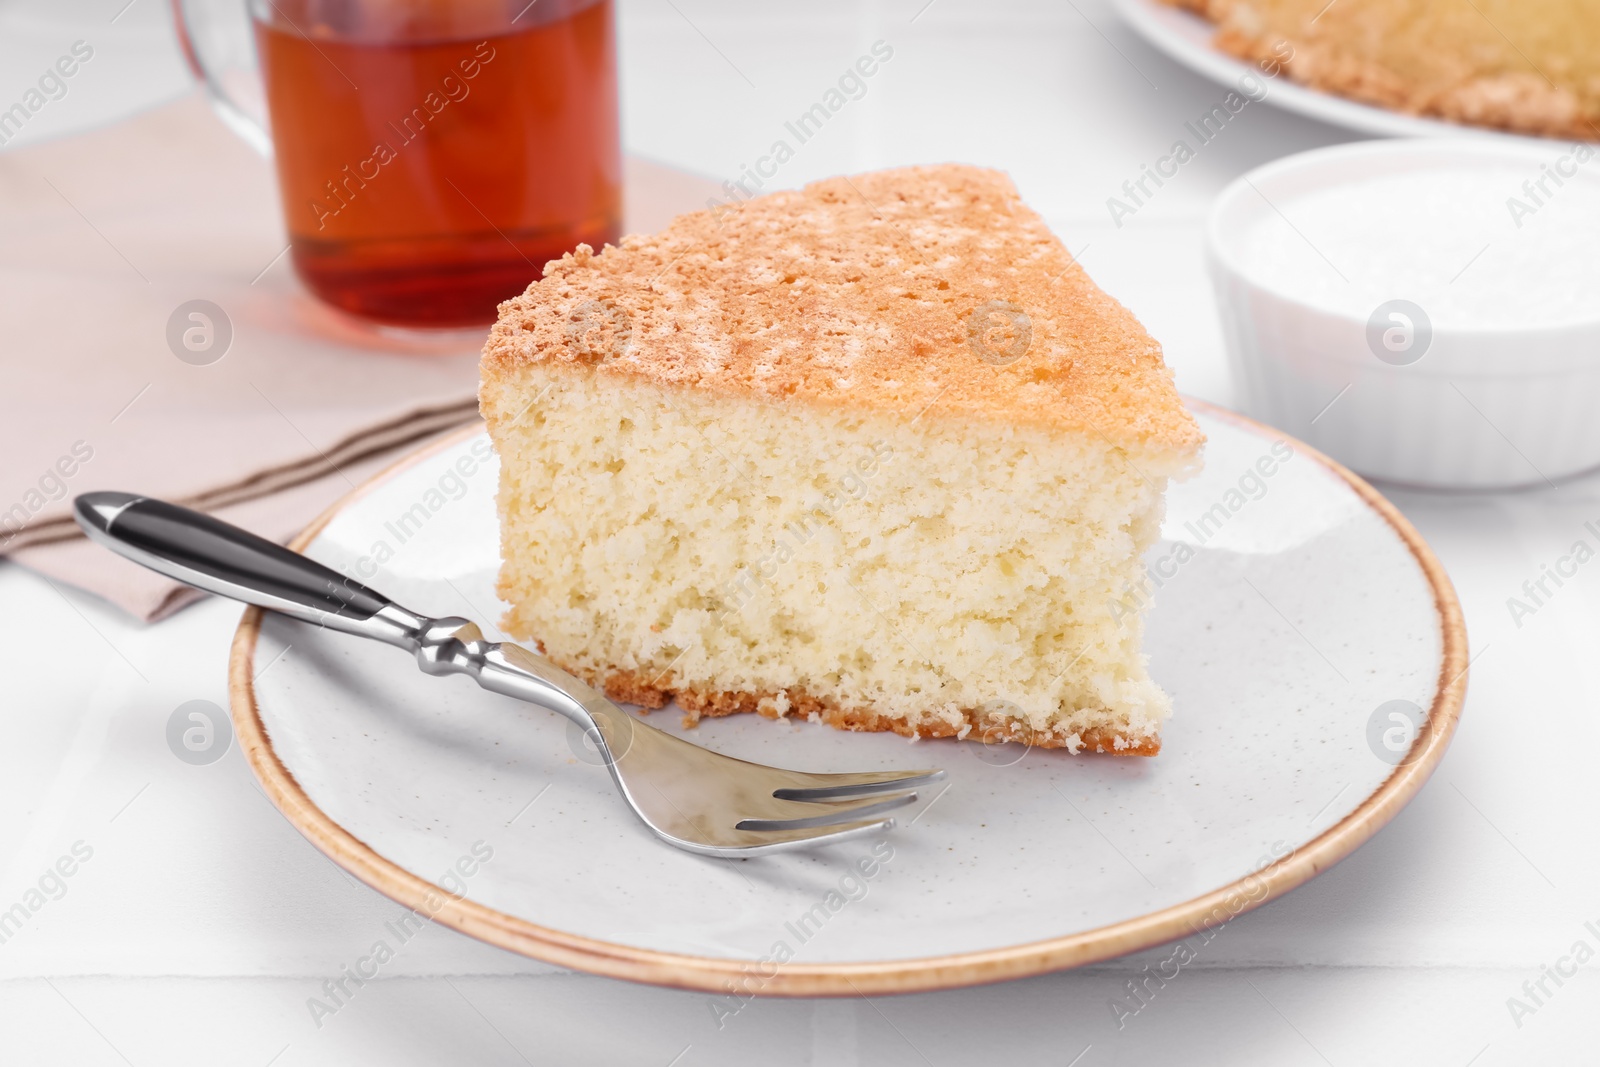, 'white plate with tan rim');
1113,0,1579,146
229,398,1466,996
